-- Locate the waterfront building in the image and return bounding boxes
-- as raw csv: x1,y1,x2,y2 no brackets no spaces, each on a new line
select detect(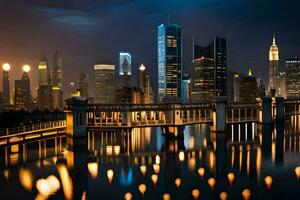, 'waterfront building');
138,64,154,103
15,65,32,110
286,57,300,97
269,35,279,97
2,63,11,105
119,52,132,88
257,78,266,99
79,73,89,100
190,57,215,102
94,64,115,104
157,23,182,102
52,51,63,110
193,37,227,97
